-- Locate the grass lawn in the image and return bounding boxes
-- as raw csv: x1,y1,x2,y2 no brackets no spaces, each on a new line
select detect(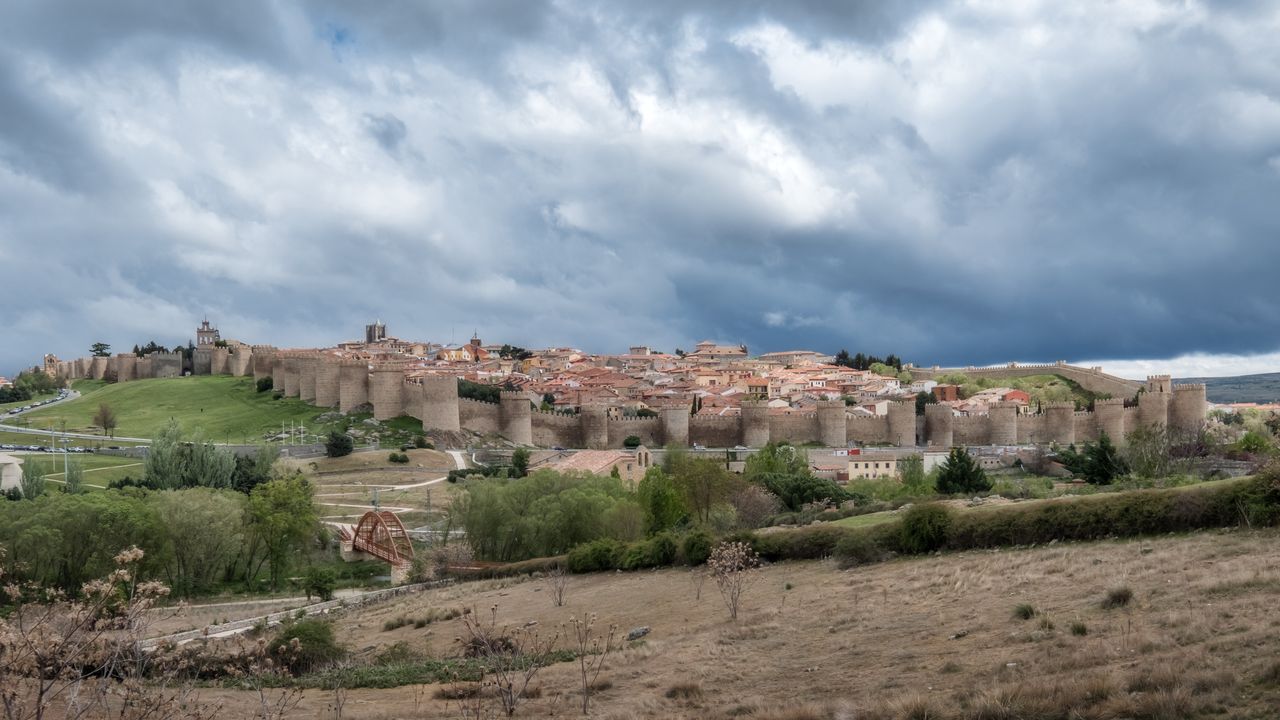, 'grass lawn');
9,453,143,489
22,376,333,442
831,510,897,529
